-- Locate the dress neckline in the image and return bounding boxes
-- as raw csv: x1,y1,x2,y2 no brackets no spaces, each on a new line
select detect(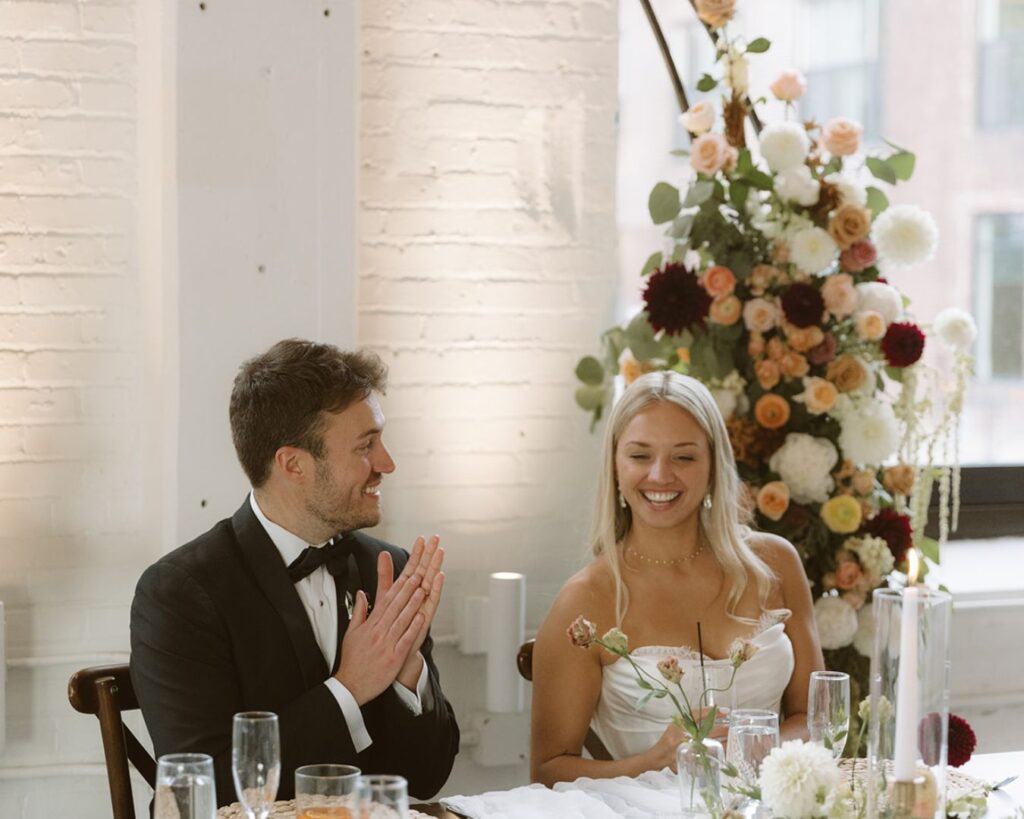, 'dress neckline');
620,610,792,662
